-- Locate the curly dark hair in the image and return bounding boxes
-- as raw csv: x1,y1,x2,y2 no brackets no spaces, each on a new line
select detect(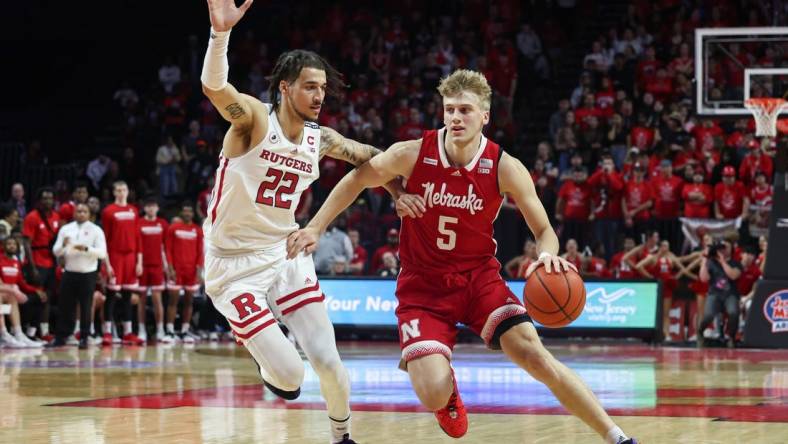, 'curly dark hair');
267,49,346,111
